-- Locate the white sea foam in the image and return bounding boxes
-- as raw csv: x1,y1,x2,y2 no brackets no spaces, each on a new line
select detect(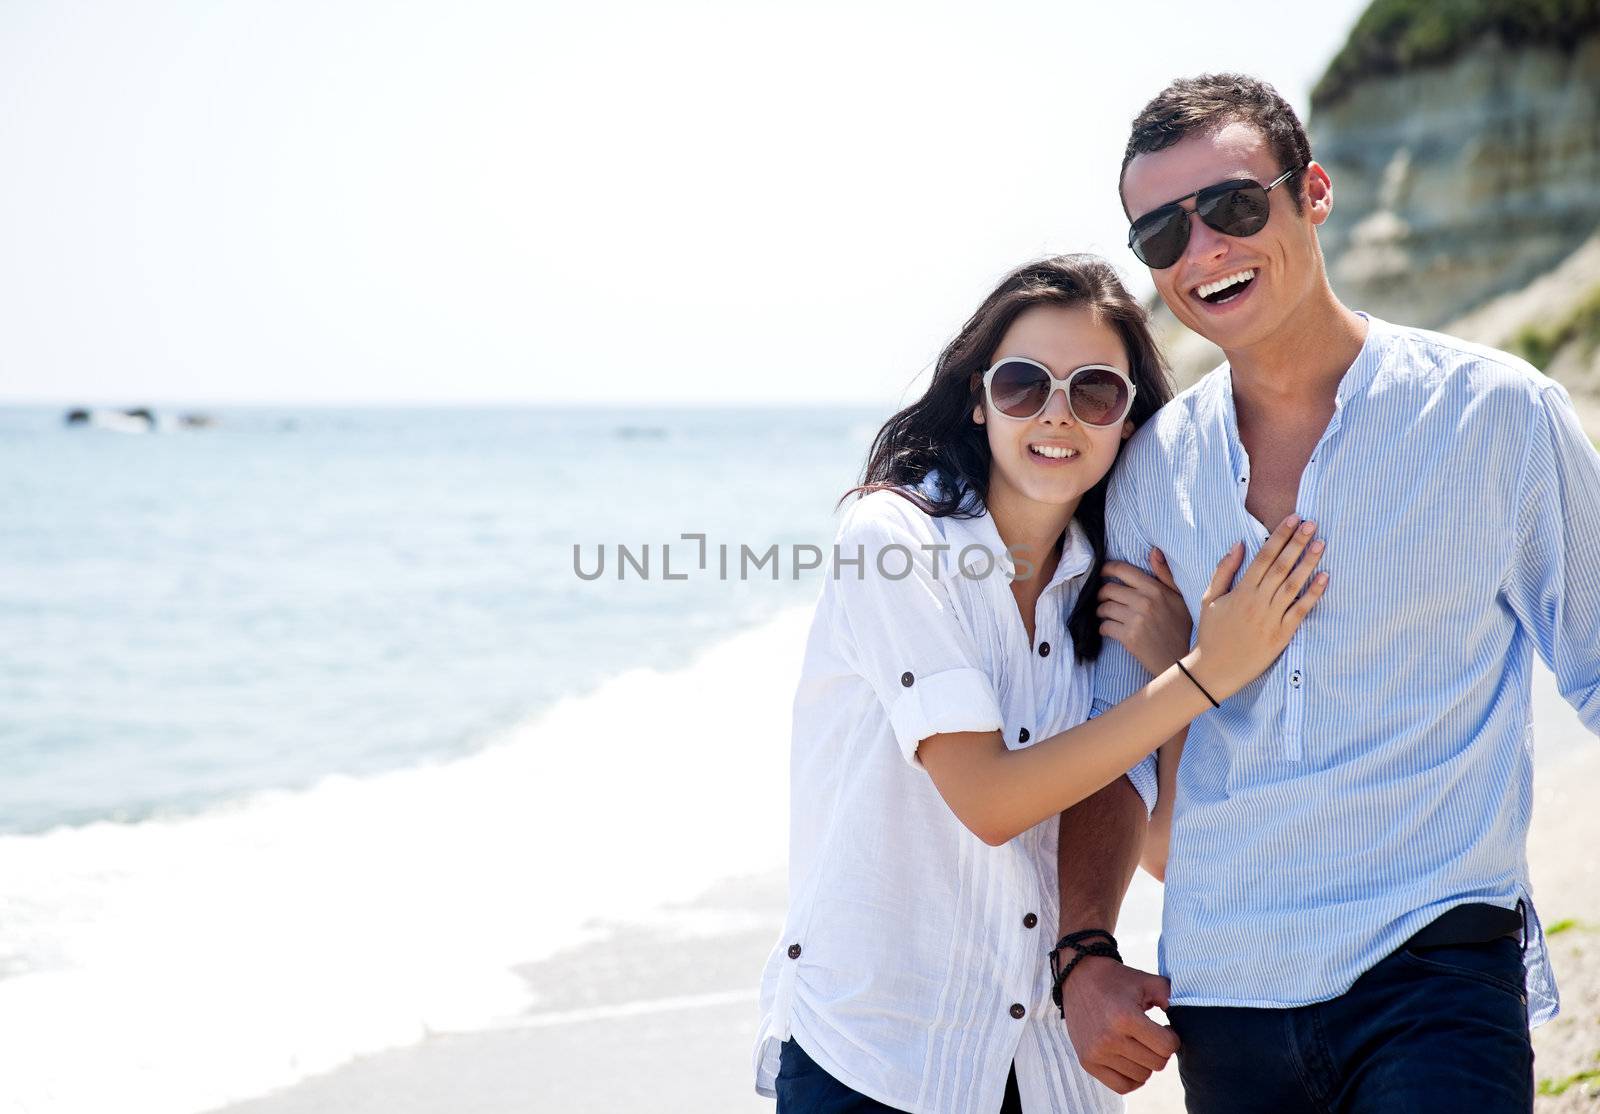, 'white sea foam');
0,603,814,1114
